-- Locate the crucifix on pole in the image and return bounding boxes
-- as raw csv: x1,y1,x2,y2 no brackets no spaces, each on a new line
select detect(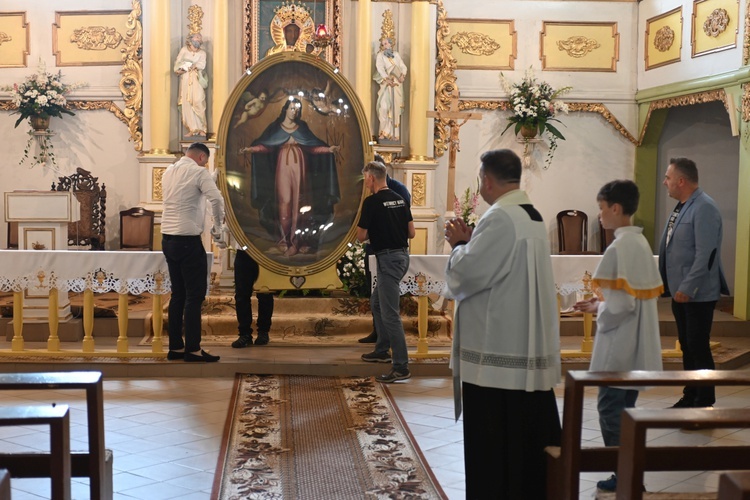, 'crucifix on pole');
426,89,482,213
